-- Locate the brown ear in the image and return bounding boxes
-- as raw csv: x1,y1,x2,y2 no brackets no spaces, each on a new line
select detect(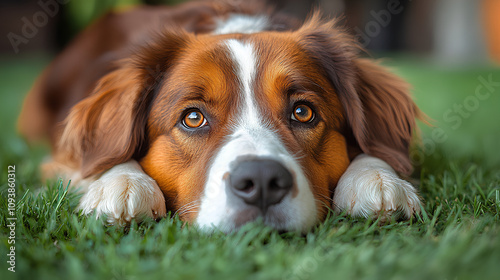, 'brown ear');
58,66,146,178
58,31,190,178
295,13,421,175
352,58,421,175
